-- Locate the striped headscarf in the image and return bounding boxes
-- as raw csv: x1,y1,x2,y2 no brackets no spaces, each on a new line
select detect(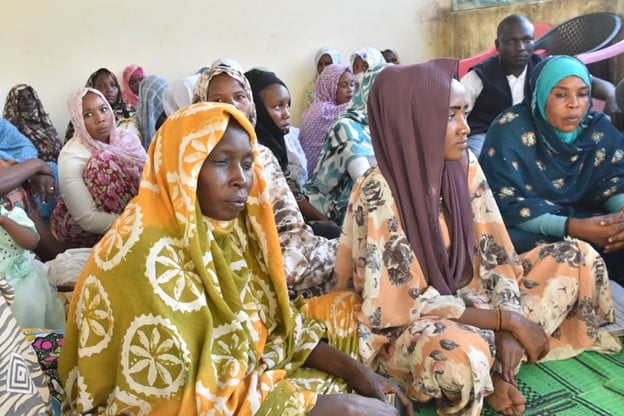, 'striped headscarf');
136,75,168,149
